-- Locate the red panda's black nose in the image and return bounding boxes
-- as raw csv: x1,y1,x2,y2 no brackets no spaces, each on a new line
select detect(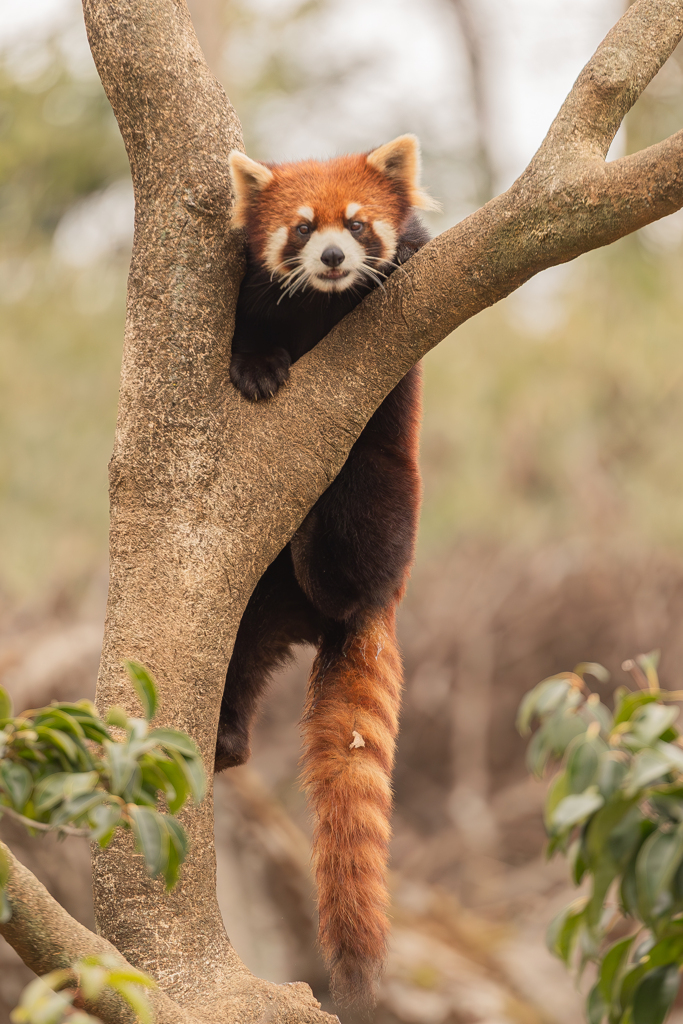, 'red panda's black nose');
320,246,345,268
